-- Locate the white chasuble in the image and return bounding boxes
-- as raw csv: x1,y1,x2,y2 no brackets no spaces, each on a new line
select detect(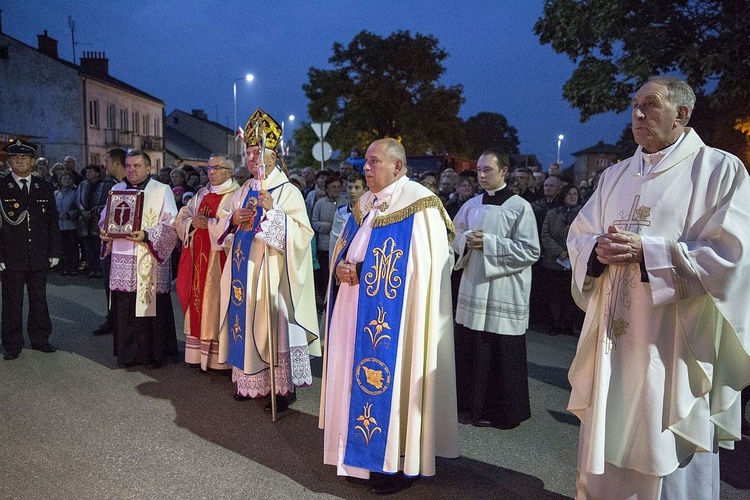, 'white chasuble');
217,168,320,395
567,128,750,485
